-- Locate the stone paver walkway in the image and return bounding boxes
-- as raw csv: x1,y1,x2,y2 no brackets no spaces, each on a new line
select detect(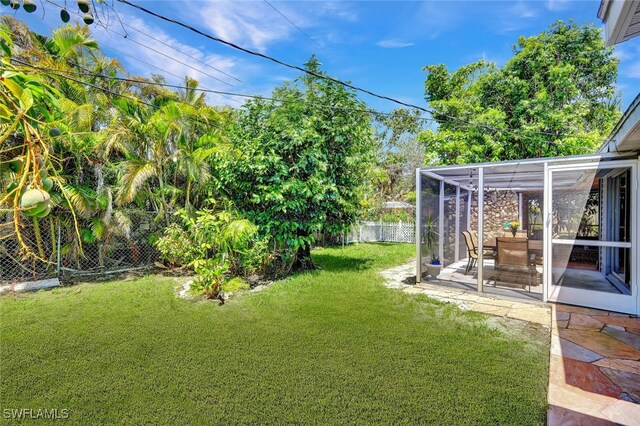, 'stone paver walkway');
547,304,640,425
380,262,640,425
380,262,551,326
